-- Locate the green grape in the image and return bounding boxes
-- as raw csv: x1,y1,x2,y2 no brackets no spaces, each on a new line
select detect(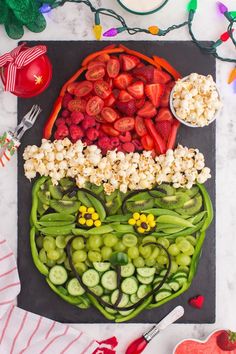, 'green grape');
176,254,191,266
72,237,85,250
56,252,66,264
103,234,118,247
168,244,180,256
43,237,56,252
122,234,138,247
72,250,87,263
39,248,47,263
47,249,60,261
184,244,195,256
177,240,191,253
149,247,160,260
133,256,145,268
114,242,126,252
64,258,71,270
74,262,87,275
101,246,113,260
186,235,197,246
175,236,185,244
170,261,178,273
157,255,168,265
142,236,156,244
46,259,56,267
55,235,67,249
88,235,103,250
139,245,152,258
145,259,156,267
157,237,170,249
128,246,139,259
36,235,44,249
88,250,102,262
